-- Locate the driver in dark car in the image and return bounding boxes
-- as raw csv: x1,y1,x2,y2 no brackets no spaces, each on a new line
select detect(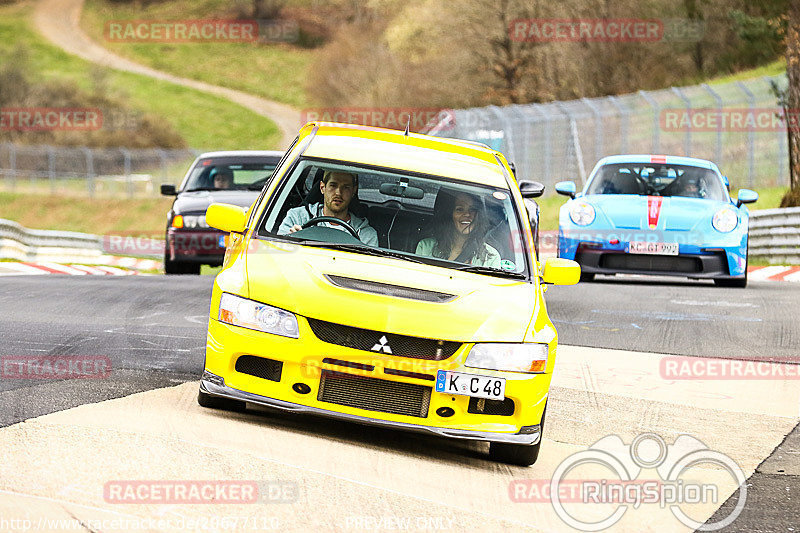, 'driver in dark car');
278,170,379,246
